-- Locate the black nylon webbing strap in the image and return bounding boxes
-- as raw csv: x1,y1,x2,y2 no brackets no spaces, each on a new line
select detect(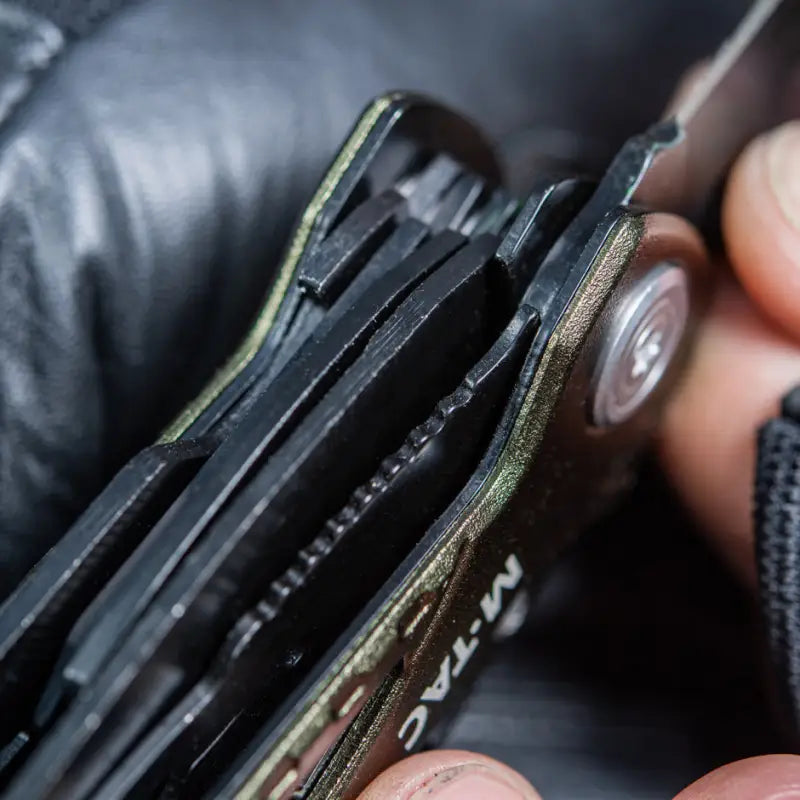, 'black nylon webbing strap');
756,386,800,736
